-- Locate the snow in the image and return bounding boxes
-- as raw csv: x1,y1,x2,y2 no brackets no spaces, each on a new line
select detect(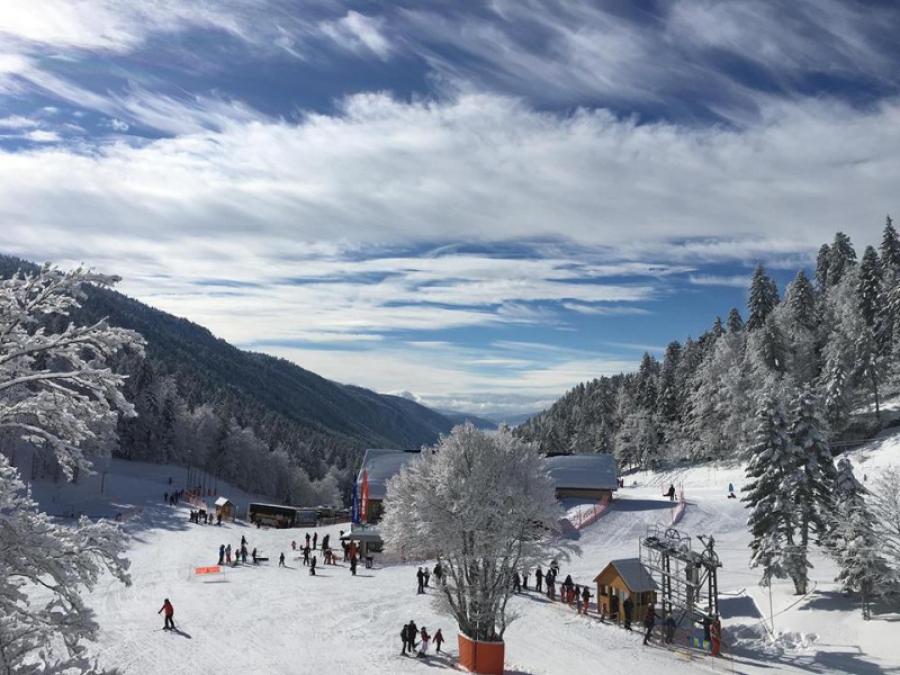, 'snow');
21,439,900,674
